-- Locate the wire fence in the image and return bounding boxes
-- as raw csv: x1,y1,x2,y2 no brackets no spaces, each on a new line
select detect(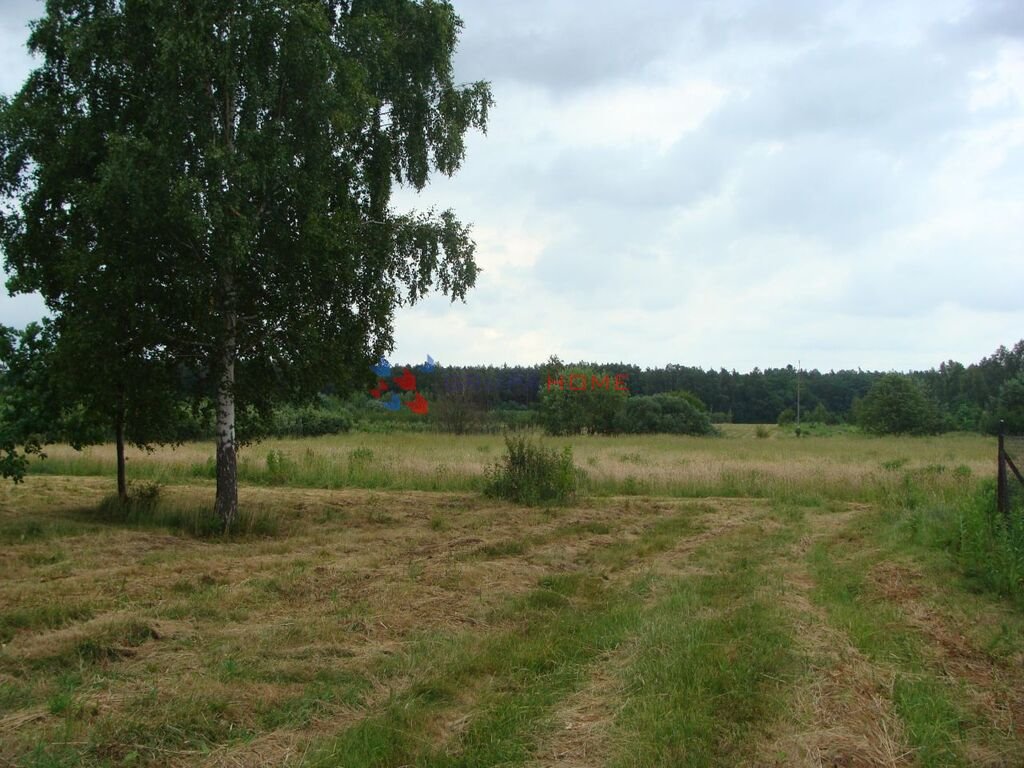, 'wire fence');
998,423,1024,517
